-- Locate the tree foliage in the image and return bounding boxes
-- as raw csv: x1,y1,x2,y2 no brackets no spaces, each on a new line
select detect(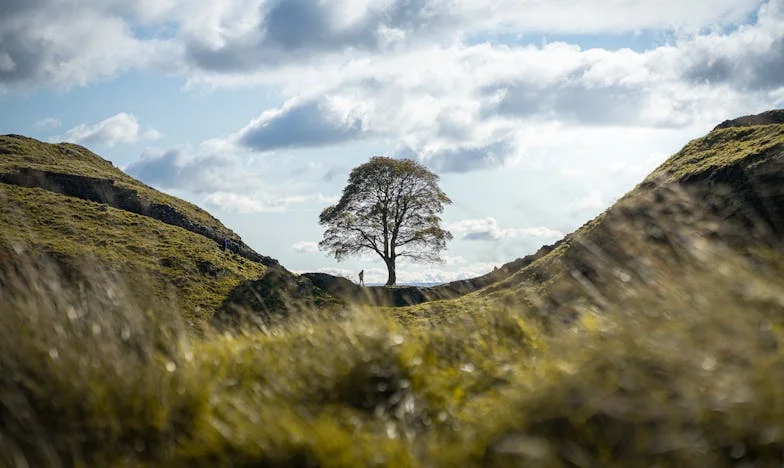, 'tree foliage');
319,157,452,286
